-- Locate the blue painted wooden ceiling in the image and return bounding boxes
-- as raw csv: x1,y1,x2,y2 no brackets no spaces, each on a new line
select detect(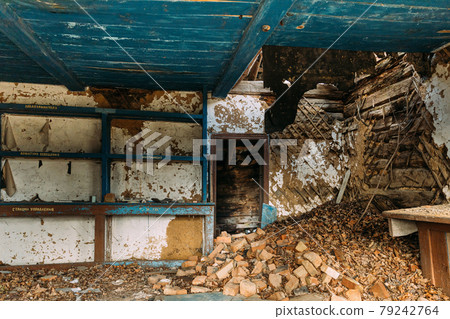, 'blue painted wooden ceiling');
0,0,449,96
